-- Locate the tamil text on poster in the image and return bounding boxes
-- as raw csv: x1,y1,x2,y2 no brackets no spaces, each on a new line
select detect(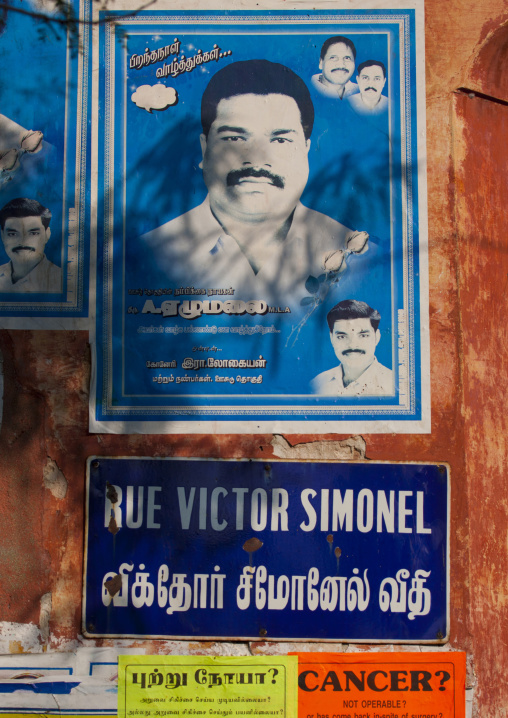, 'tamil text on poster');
90,1,428,432
118,656,297,718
